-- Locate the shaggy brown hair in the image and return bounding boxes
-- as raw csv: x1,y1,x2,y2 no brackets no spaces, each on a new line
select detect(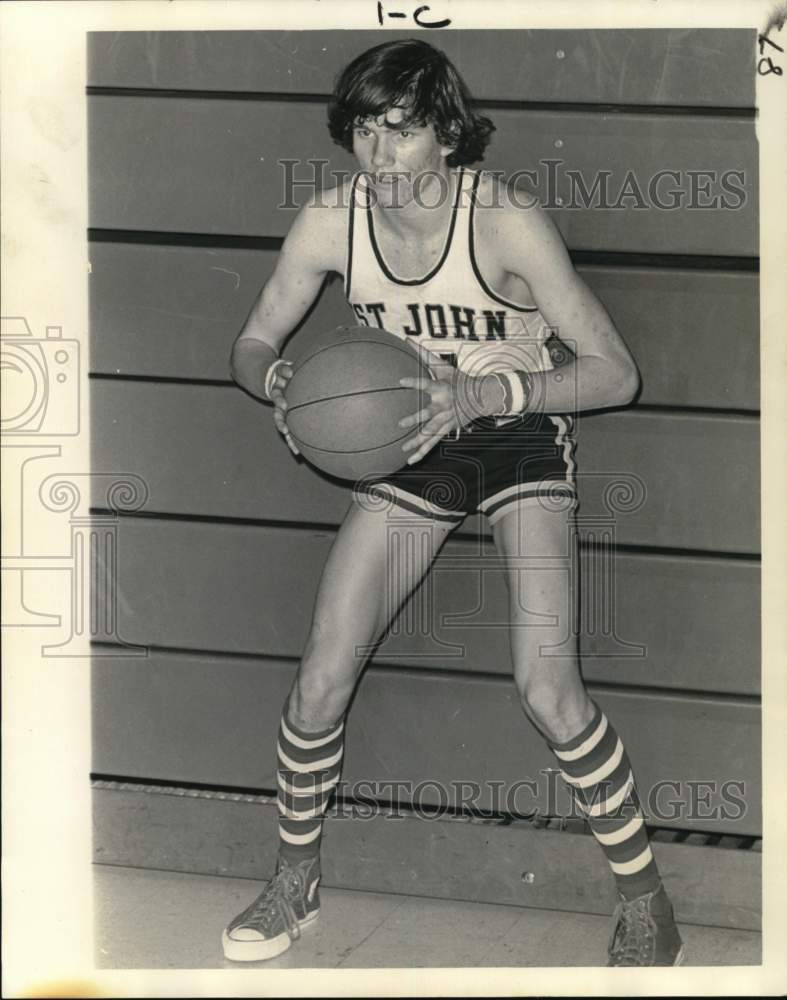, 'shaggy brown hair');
327,38,495,167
